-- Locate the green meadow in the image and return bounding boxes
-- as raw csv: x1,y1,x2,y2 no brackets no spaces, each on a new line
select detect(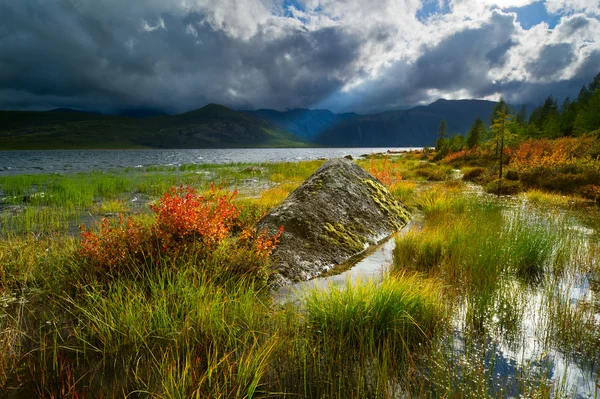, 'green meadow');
1,153,599,398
